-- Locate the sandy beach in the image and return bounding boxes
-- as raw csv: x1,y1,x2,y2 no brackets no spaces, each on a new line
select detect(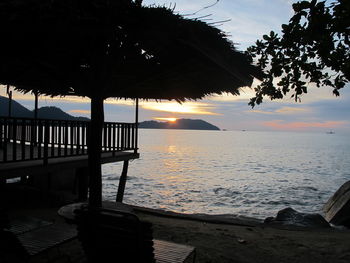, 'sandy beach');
136,208,350,263
6,198,350,263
